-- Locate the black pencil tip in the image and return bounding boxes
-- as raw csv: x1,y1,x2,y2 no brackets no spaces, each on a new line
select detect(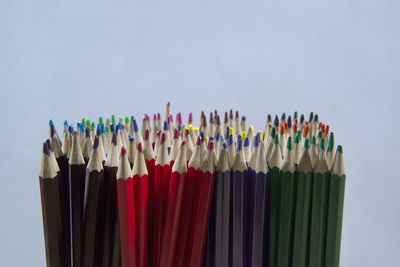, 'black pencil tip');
309,112,314,122
267,114,271,123
85,127,90,138
287,116,292,128
46,139,53,152
50,124,56,137
93,136,100,149
274,115,279,127
314,114,319,123
300,114,305,123
281,113,286,121
112,133,117,146
43,142,50,156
